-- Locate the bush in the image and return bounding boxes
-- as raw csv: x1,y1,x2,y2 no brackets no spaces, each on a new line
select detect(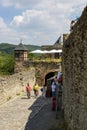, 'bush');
0,53,15,75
